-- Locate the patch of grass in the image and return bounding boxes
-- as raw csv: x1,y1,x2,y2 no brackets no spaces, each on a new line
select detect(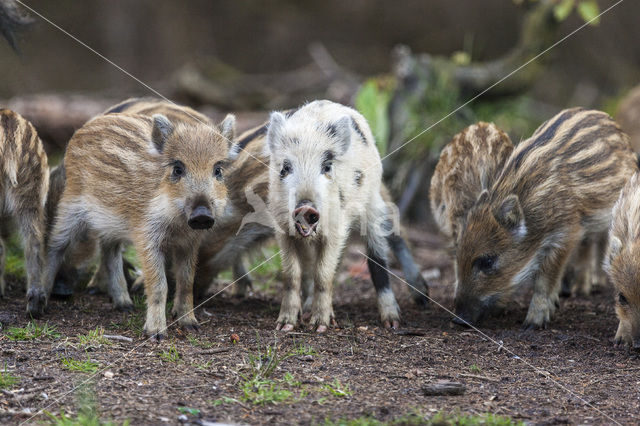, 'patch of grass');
194,360,214,371
177,406,200,416
230,337,312,406
323,379,352,398
290,341,317,356
77,327,111,347
186,335,213,349
131,294,146,311
469,364,482,374
324,411,524,426
6,321,60,341
211,396,241,406
110,313,144,337
44,381,129,425
240,377,293,405
427,411,524,425
159,345,181,363
0,363,19,389
61,355,100,374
